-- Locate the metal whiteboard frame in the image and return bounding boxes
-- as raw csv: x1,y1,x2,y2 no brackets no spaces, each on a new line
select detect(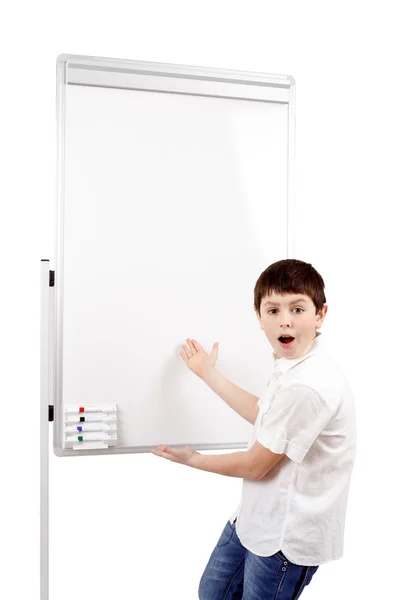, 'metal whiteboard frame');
53,54,296,458
41,54,296,600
